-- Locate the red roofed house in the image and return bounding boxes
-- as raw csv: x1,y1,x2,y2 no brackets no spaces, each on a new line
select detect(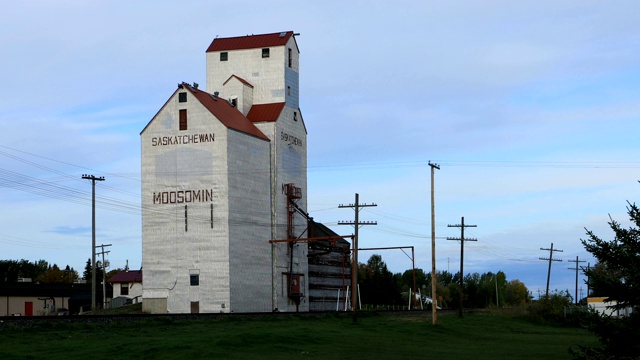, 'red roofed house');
107,269,143,307
141,32,309,314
